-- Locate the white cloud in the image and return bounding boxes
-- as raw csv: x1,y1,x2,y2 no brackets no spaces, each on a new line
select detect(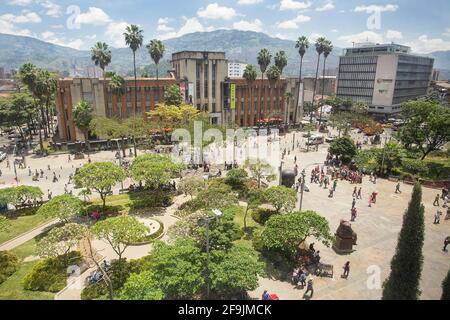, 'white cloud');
233,19,263,32
406,35,450,54
309,33,324,42
157,17,174,32
105,21,129,47
74,7,112,26
177,17,206,35
385,30,403,40
444,28,450,37
41,31,54,39
338,31,384,46
277,14,311,29
197,3,238,20
316,0,335,12
40,1,61,18
0,11,41,24
238,0,263,4
39,30,84,49
0,17,34,36
8,0,33,6
280,0,312,11
354,4,399,13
